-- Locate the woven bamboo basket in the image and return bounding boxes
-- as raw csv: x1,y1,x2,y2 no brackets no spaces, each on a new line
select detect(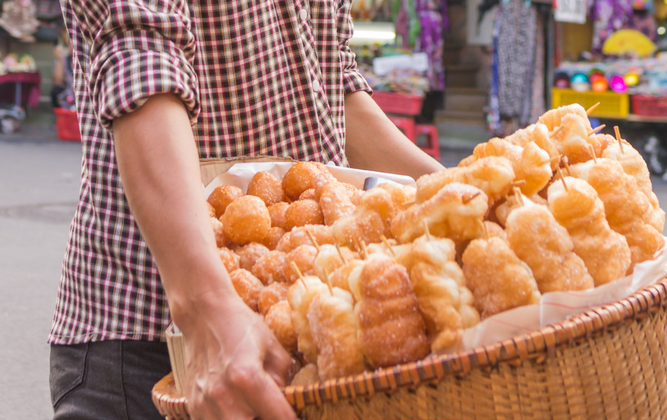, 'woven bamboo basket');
153,276,667,419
